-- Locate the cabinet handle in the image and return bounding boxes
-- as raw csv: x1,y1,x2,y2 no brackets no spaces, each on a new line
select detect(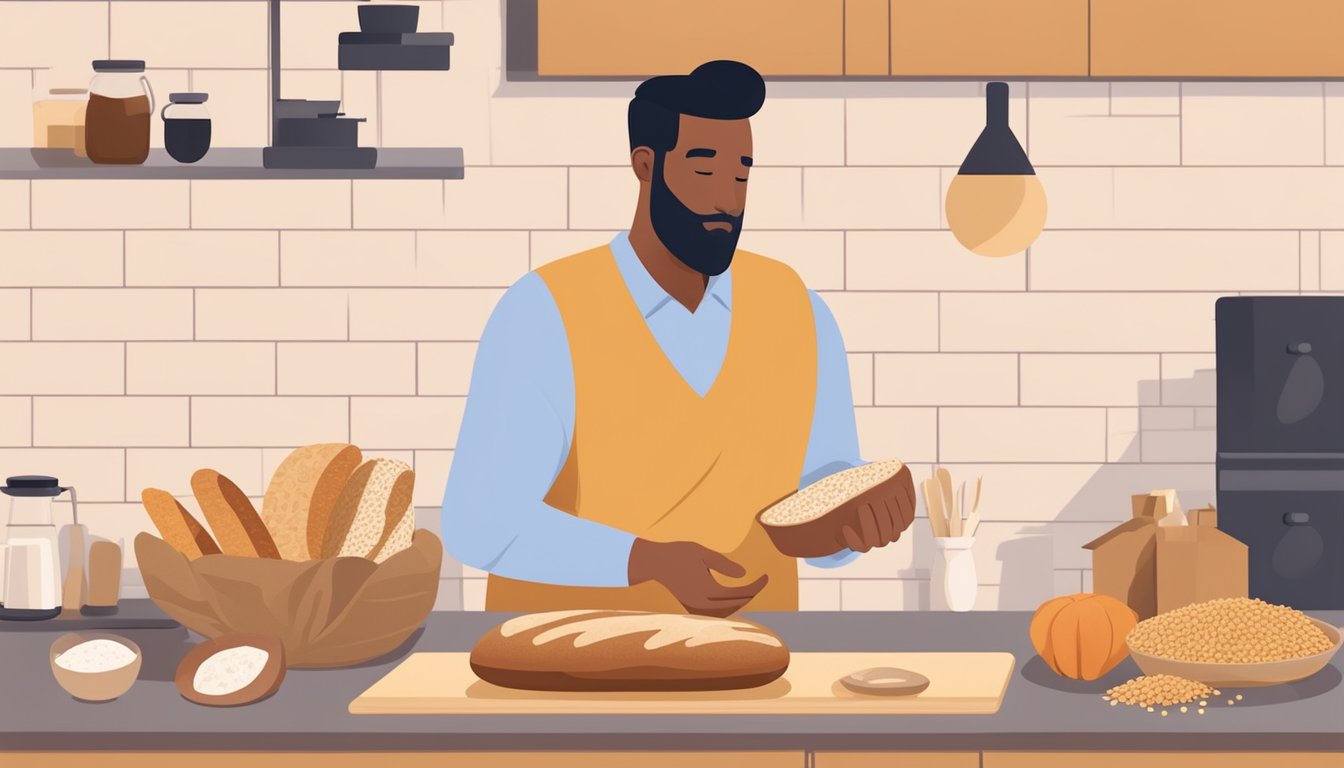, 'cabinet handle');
1284,512,1311,525
1288,342,1313,354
